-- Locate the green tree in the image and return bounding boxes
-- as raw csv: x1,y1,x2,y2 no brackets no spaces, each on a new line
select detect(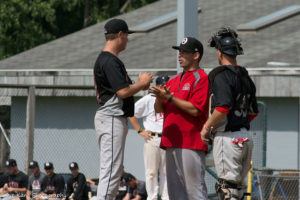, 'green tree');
0,0,56,59
0,0,158,60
